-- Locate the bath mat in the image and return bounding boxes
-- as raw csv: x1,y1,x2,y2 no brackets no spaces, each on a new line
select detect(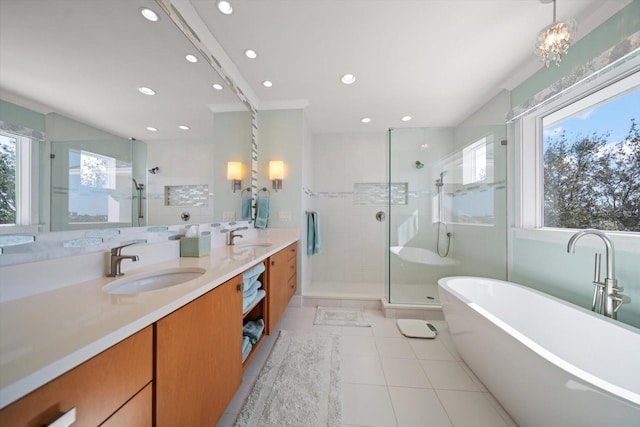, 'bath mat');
234,330,342,427
313,306,371,327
